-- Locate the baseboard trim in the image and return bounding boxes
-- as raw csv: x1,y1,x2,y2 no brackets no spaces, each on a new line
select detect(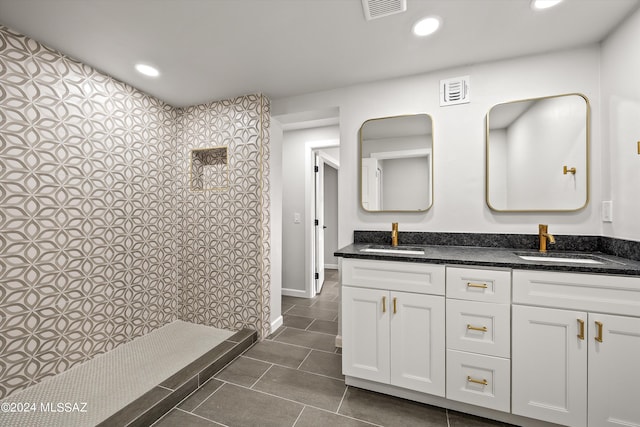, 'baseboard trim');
281,288,309,298
270,316,283,335
324,264,338,270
